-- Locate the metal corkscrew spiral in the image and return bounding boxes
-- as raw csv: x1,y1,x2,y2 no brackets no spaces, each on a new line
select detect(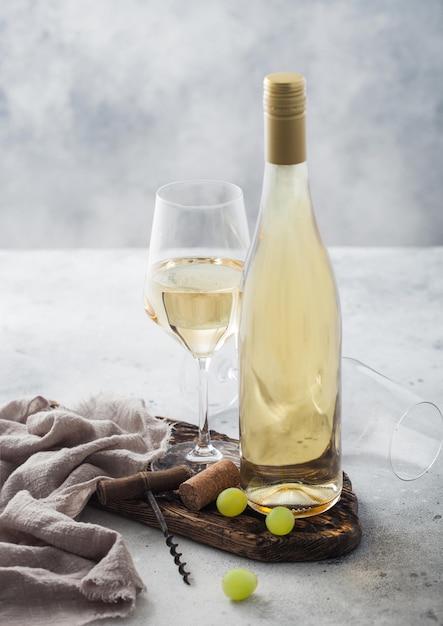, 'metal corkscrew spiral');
165,532,191,585
145,490,191,585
